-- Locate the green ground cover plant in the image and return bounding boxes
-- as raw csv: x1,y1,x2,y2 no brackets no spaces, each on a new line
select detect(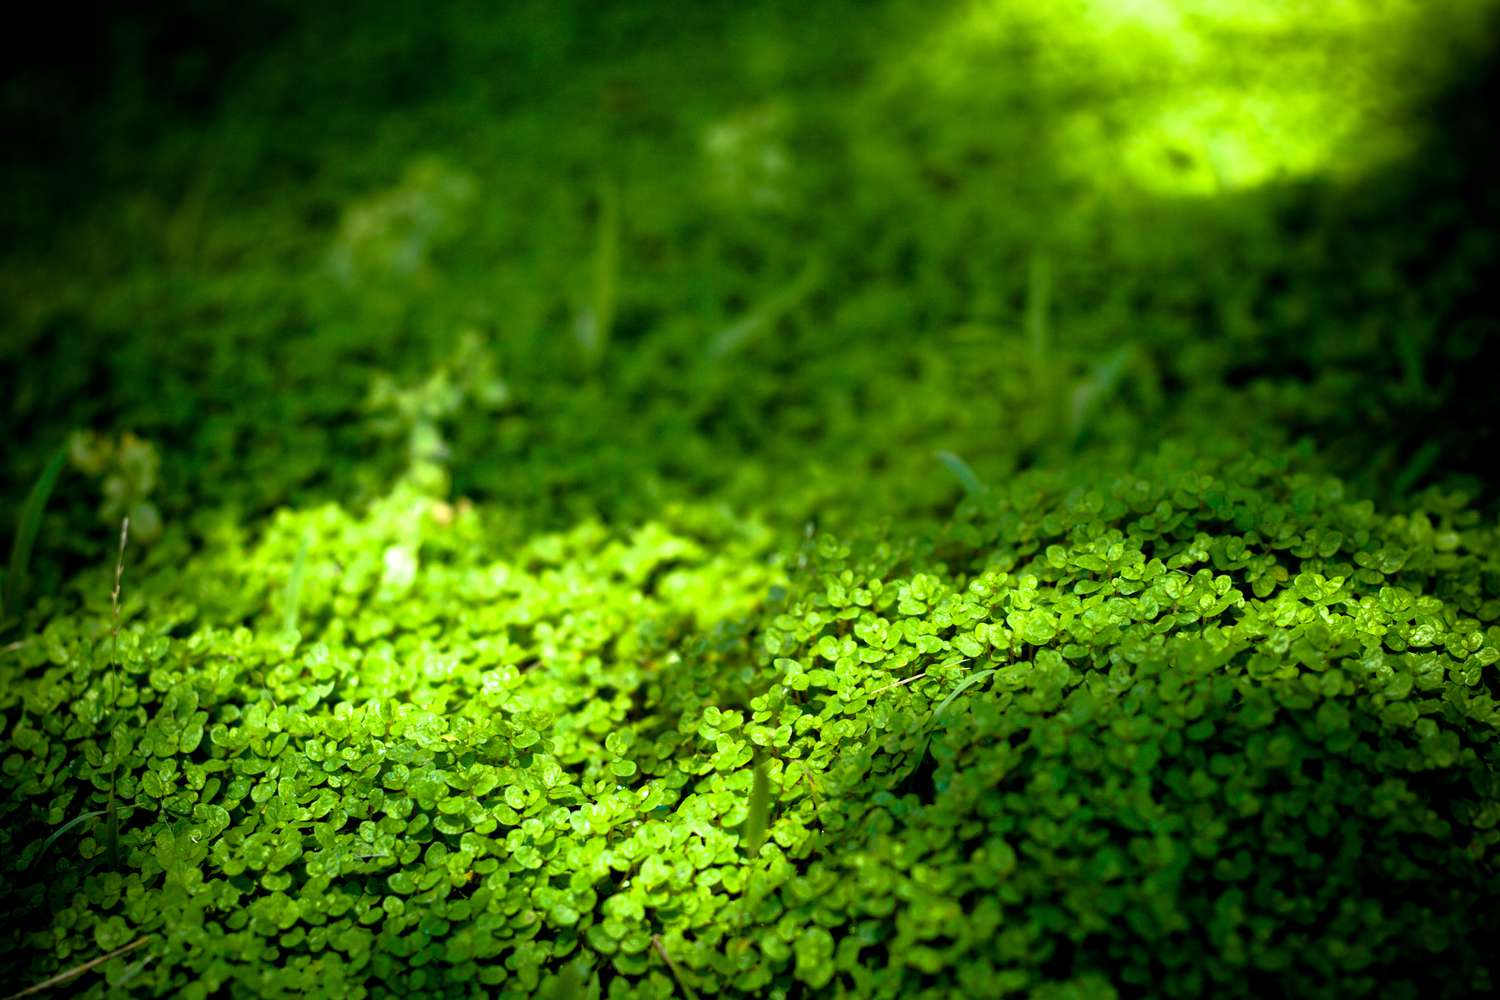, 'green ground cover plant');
3,1,1499,996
